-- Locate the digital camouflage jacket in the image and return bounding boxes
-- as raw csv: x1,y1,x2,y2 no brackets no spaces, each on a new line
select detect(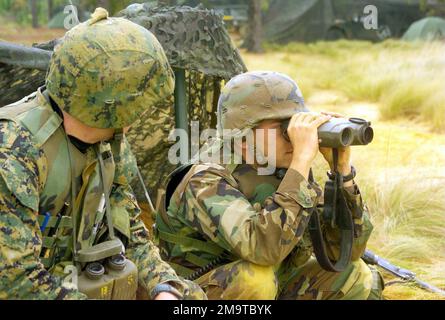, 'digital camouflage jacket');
0,89,193,300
